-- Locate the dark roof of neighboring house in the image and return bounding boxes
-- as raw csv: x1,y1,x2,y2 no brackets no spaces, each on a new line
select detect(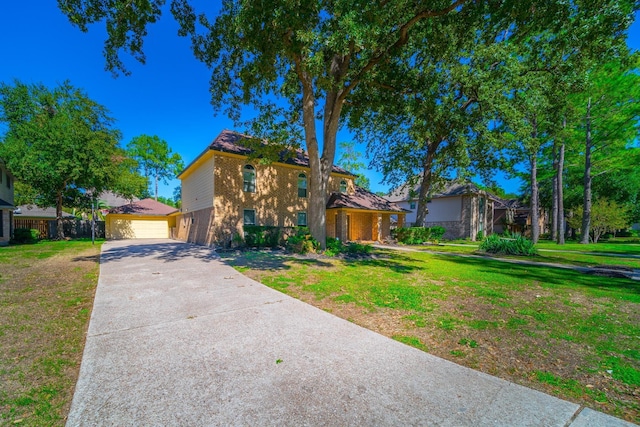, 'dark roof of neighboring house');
327,186,408,212
386,180,490,202
99,191,139,208
108,198,178,216
0,198,14,209
13,205,74,218
180,130,355,177
494,198,528,210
